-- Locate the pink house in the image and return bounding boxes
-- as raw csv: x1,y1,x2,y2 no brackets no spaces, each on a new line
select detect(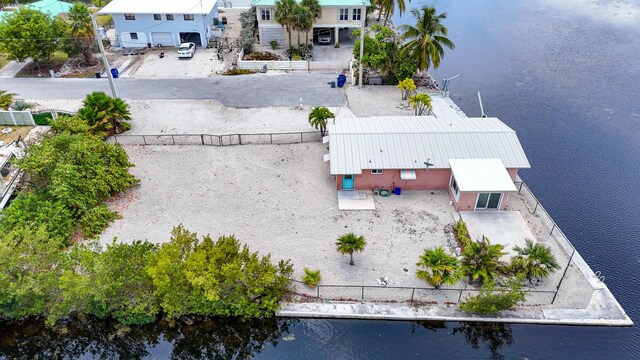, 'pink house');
325,116,530,211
